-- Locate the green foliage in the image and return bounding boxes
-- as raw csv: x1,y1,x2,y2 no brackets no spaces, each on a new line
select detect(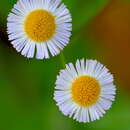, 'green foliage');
63,0,109,32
